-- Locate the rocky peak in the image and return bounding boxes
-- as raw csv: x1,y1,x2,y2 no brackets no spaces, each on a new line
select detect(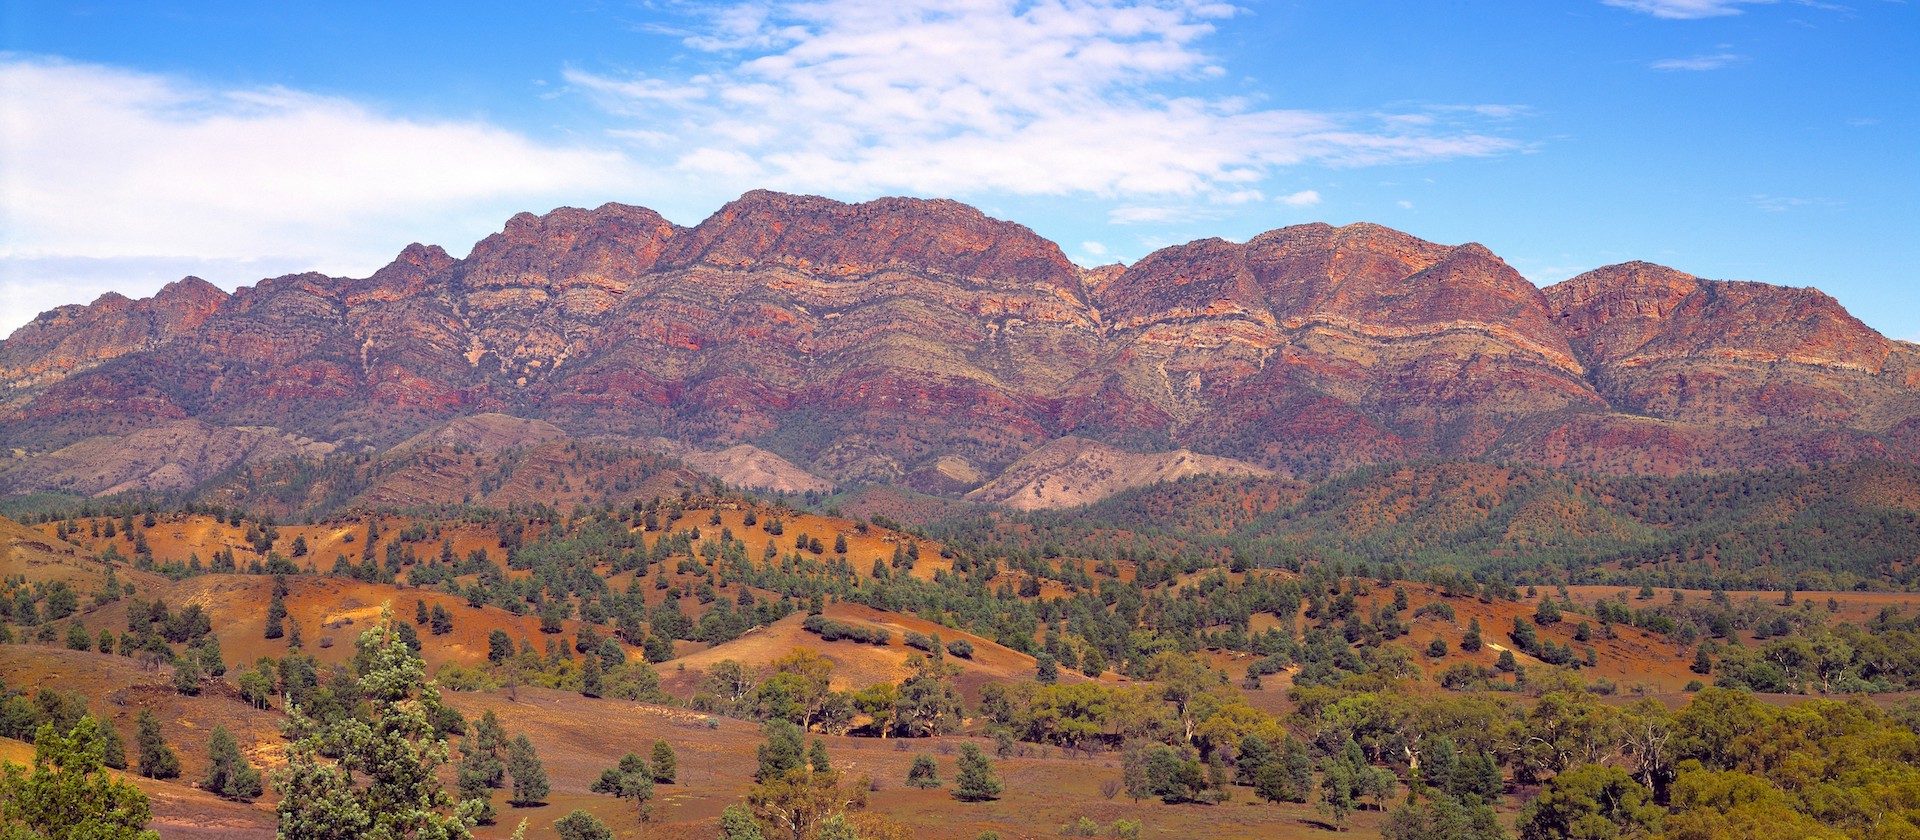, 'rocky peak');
1548,263,1890,372
467,203,675,260
1094,237,1265,327
1242,222,1457,320
1389,241,1568,343
662,190,1083,294
346,243,455,305
1546,262,1702,364
458,202,680,299
0,276,229,401
151,276,230,318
